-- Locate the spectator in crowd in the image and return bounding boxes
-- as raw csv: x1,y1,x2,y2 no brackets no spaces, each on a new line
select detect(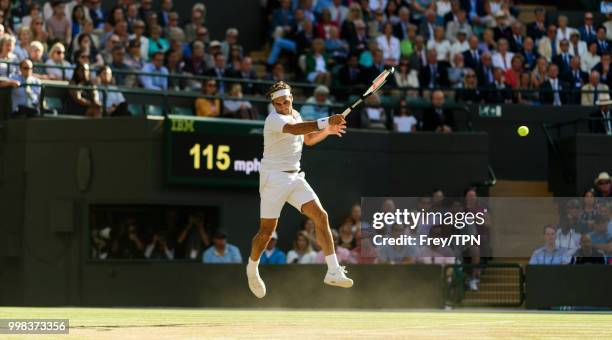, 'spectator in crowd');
325,26,349,61
538,25,558,63
157,0,174,27
422,90,455,132
582,42,601,73
13,27,32,61
568,31,587,59
556,206,582,254
427,26,451,62
124,39,144,70
462,35,480,70
539,64,567,106
479,28,497,54
0,33,18,77
564,198,590,234
67,62,102,117
527,7,546,41
259,231,287,264
456,68,483,103
529,225,571,265
582,71,608,107
448,52,467,88
129,20,149,61
508,21,524,54
504,54,523,89
305,38,332,87
109,218,145,259
361,93,387,129
377,22,400,65
20,2,42,31
314,228,352,264
596,26,611,55
581,188,598,229
552,39,573,75
46,0,71,47
301,85,333,120
204,52,229,94
378,224,417,264
492,38,513,71
184,3,206,43
593,53,612,87
419,49,450,90
177,211,210,260
351,229,378,264
408,35,426,70
71,33,103,67
393,57,419,96
223,83,257,119
593,172,611,197
589,214,612,254
98,66,128,116
515,72,538,105
195,79,221,117
286,230,317,264
393,6,411,41
0,58,41,116
590,96,612,135
485,67,512,104
165,49,187,91
419,9,437,42
220,28,242,62
393,98,418,133
302,218,320,251
27,41,48,79
140,51,168,91
530,57,549,88
202,230,243,264
521,37,539,71
183,40,207,77
337,219,357,250
446,10,472,43
475,51,494,87
229,56,259,95
556,15,576,42
45,42,73,80
265,62,286,83
349,19,368,56
571,234,607,264
108,46,131,86
578,12,597,44
144,230,175,260
148,25,169,59
338,53,364,92
449,29,469,59
30,17,49,51
564,56,587,104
